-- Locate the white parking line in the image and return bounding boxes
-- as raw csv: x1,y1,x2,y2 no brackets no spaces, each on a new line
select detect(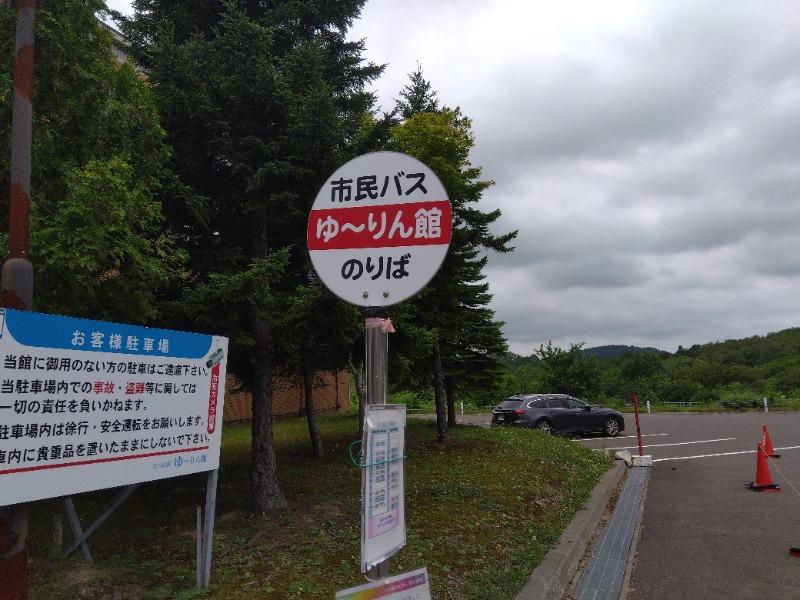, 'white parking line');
608,437,736,451
653,445,800,462
579,433,668,441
